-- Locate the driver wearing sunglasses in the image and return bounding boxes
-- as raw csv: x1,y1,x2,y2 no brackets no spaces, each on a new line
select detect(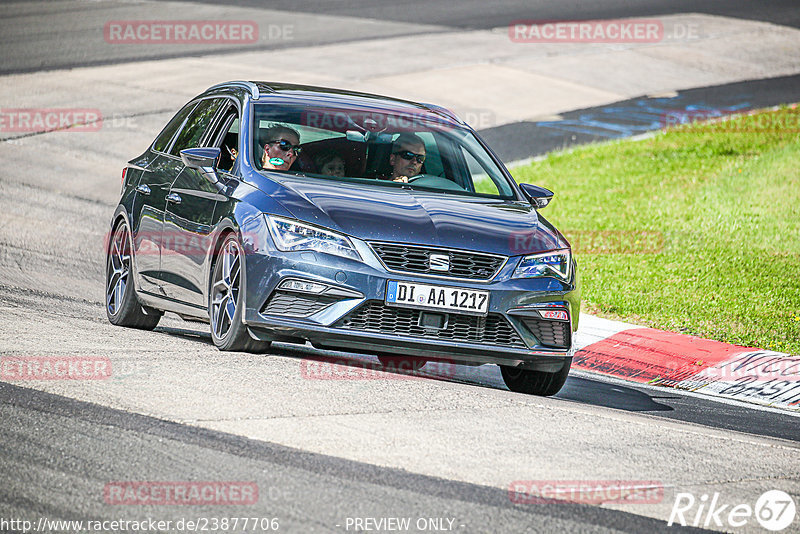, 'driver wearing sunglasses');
260,125,301,171
386,133,426,183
